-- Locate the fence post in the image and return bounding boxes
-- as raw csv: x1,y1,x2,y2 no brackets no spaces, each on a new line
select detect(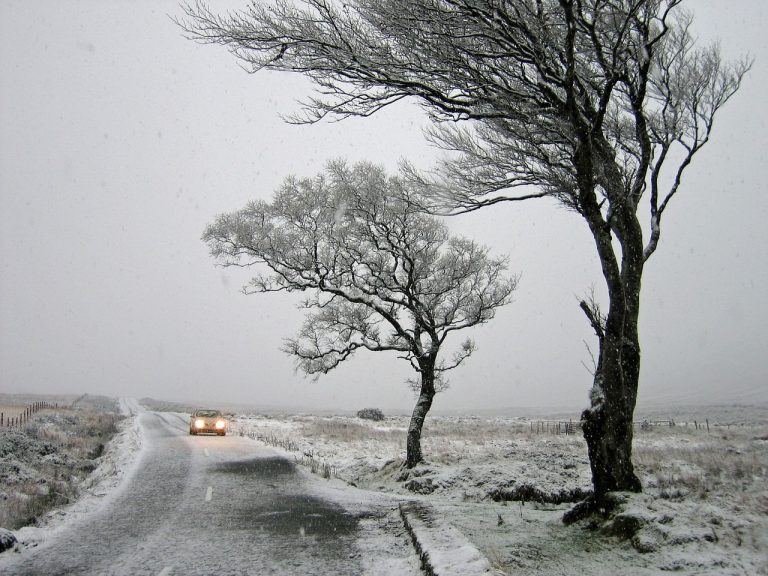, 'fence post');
706,418,710,432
